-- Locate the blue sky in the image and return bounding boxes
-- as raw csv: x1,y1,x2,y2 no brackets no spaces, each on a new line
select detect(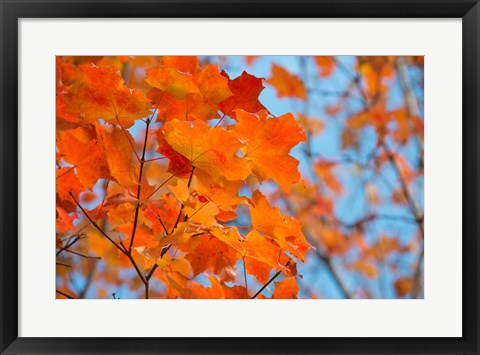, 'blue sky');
206,56,422,298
